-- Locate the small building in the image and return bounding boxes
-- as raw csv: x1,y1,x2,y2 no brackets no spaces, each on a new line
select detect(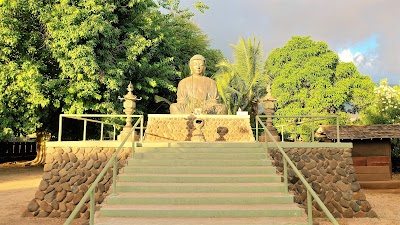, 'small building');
316,124,400,189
